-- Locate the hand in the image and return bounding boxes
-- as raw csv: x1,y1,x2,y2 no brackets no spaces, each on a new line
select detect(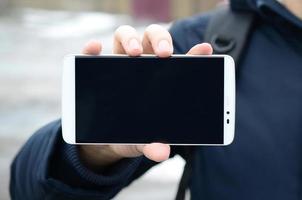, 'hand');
79,24,213,170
